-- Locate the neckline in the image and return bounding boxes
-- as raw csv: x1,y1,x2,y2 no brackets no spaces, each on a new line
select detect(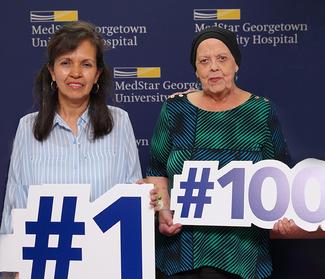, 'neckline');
184,93,254,113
